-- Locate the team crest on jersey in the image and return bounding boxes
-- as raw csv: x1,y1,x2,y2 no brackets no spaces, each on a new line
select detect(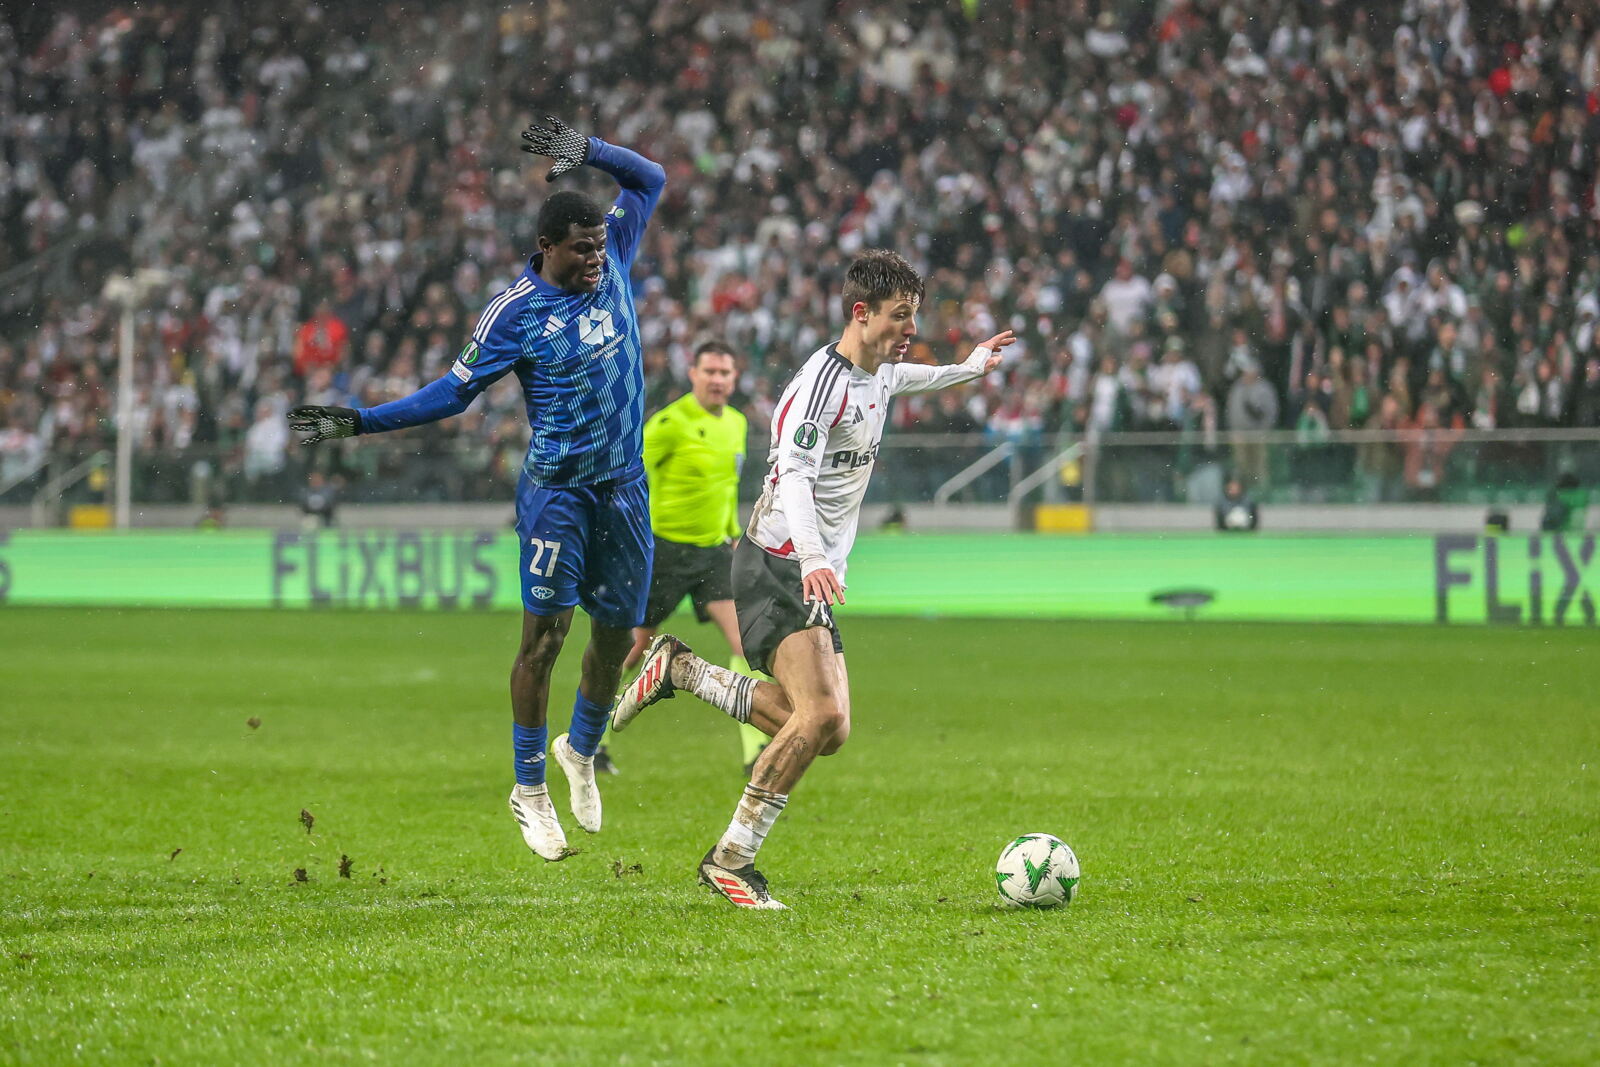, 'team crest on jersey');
793,422,820,449
577,308,617,345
